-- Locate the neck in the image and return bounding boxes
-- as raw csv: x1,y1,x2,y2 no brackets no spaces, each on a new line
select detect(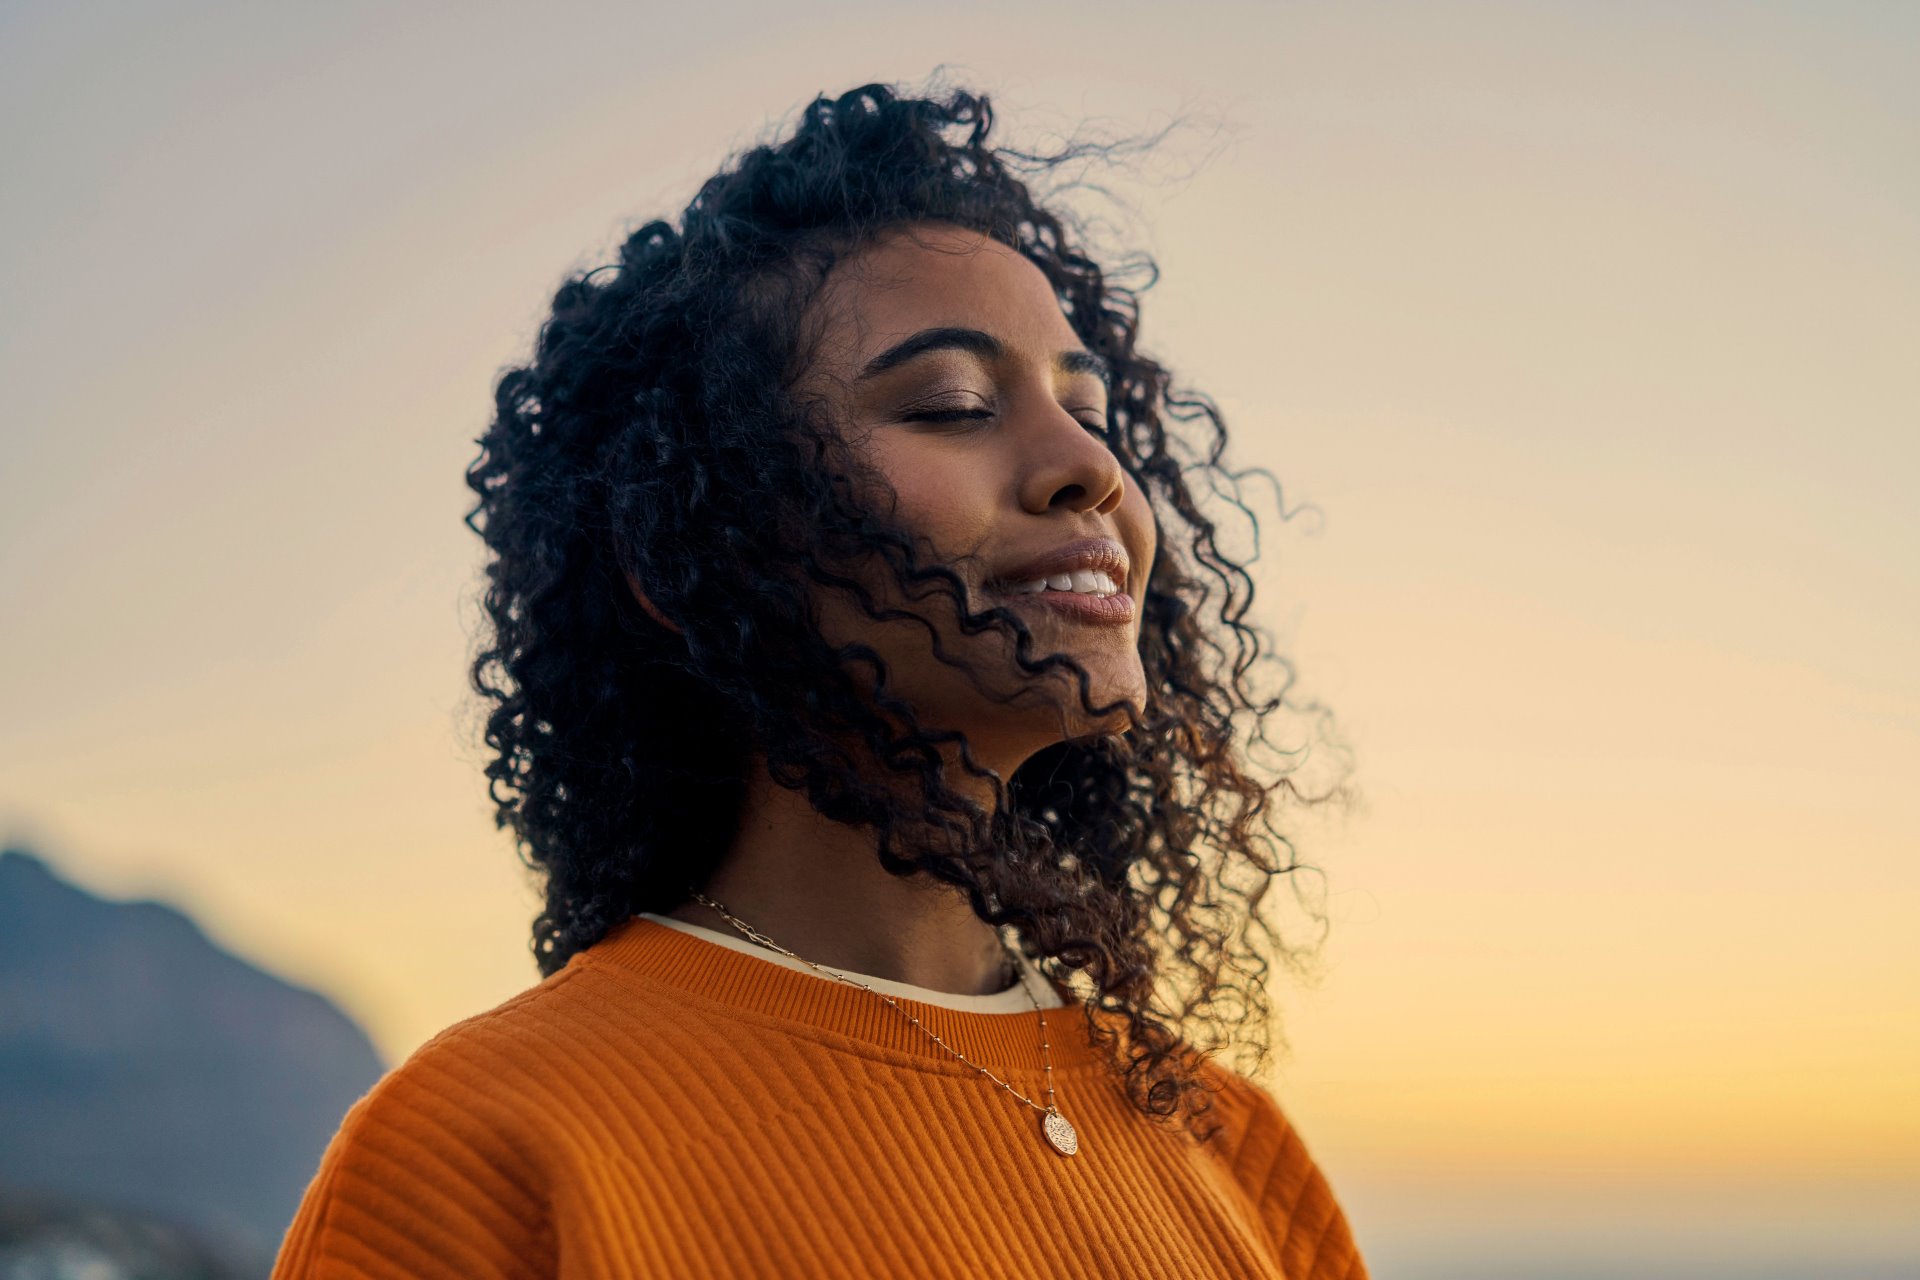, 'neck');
668,754,1015,997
